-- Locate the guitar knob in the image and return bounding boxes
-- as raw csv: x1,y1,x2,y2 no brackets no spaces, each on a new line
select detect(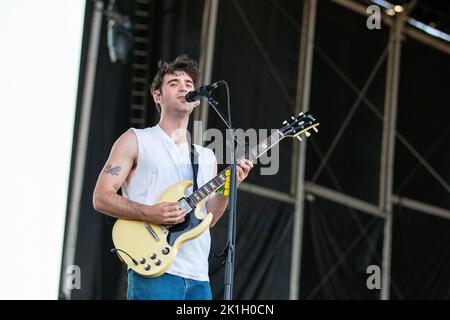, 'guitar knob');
162,247,170,255
155,259,162,266
144,264,151,271
139,257,146,264
150,253,157,260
